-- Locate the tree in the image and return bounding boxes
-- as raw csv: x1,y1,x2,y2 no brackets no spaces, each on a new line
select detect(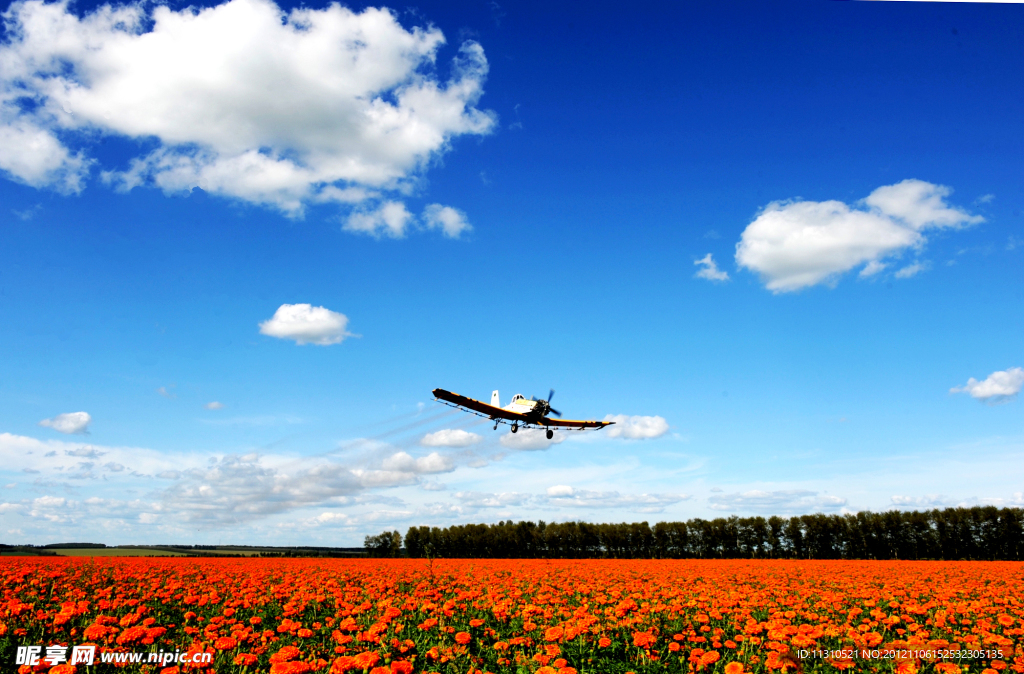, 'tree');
364,530,402,557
